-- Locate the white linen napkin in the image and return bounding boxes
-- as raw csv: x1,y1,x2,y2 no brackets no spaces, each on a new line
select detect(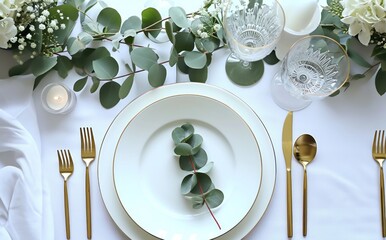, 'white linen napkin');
0,75,53,240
